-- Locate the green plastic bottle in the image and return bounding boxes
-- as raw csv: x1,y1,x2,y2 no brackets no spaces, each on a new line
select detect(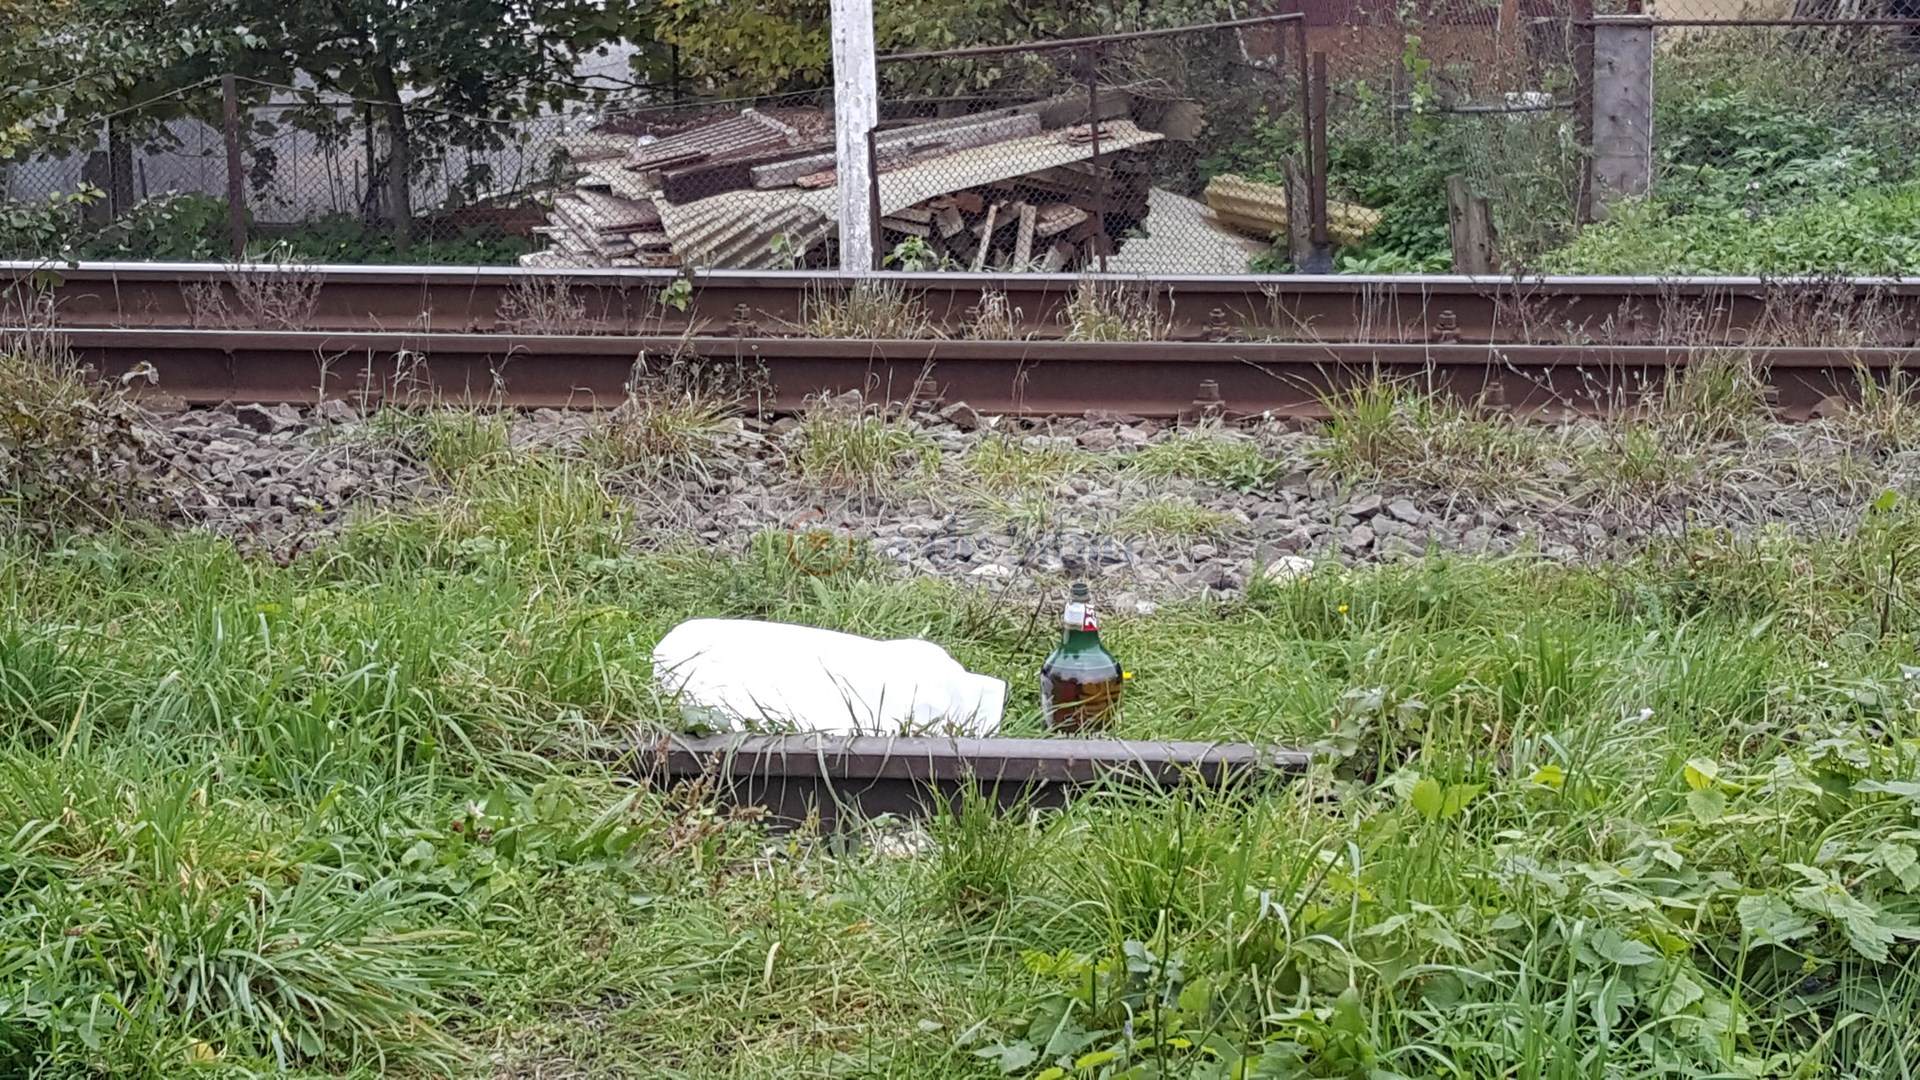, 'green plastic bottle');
1040,581,1123,732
